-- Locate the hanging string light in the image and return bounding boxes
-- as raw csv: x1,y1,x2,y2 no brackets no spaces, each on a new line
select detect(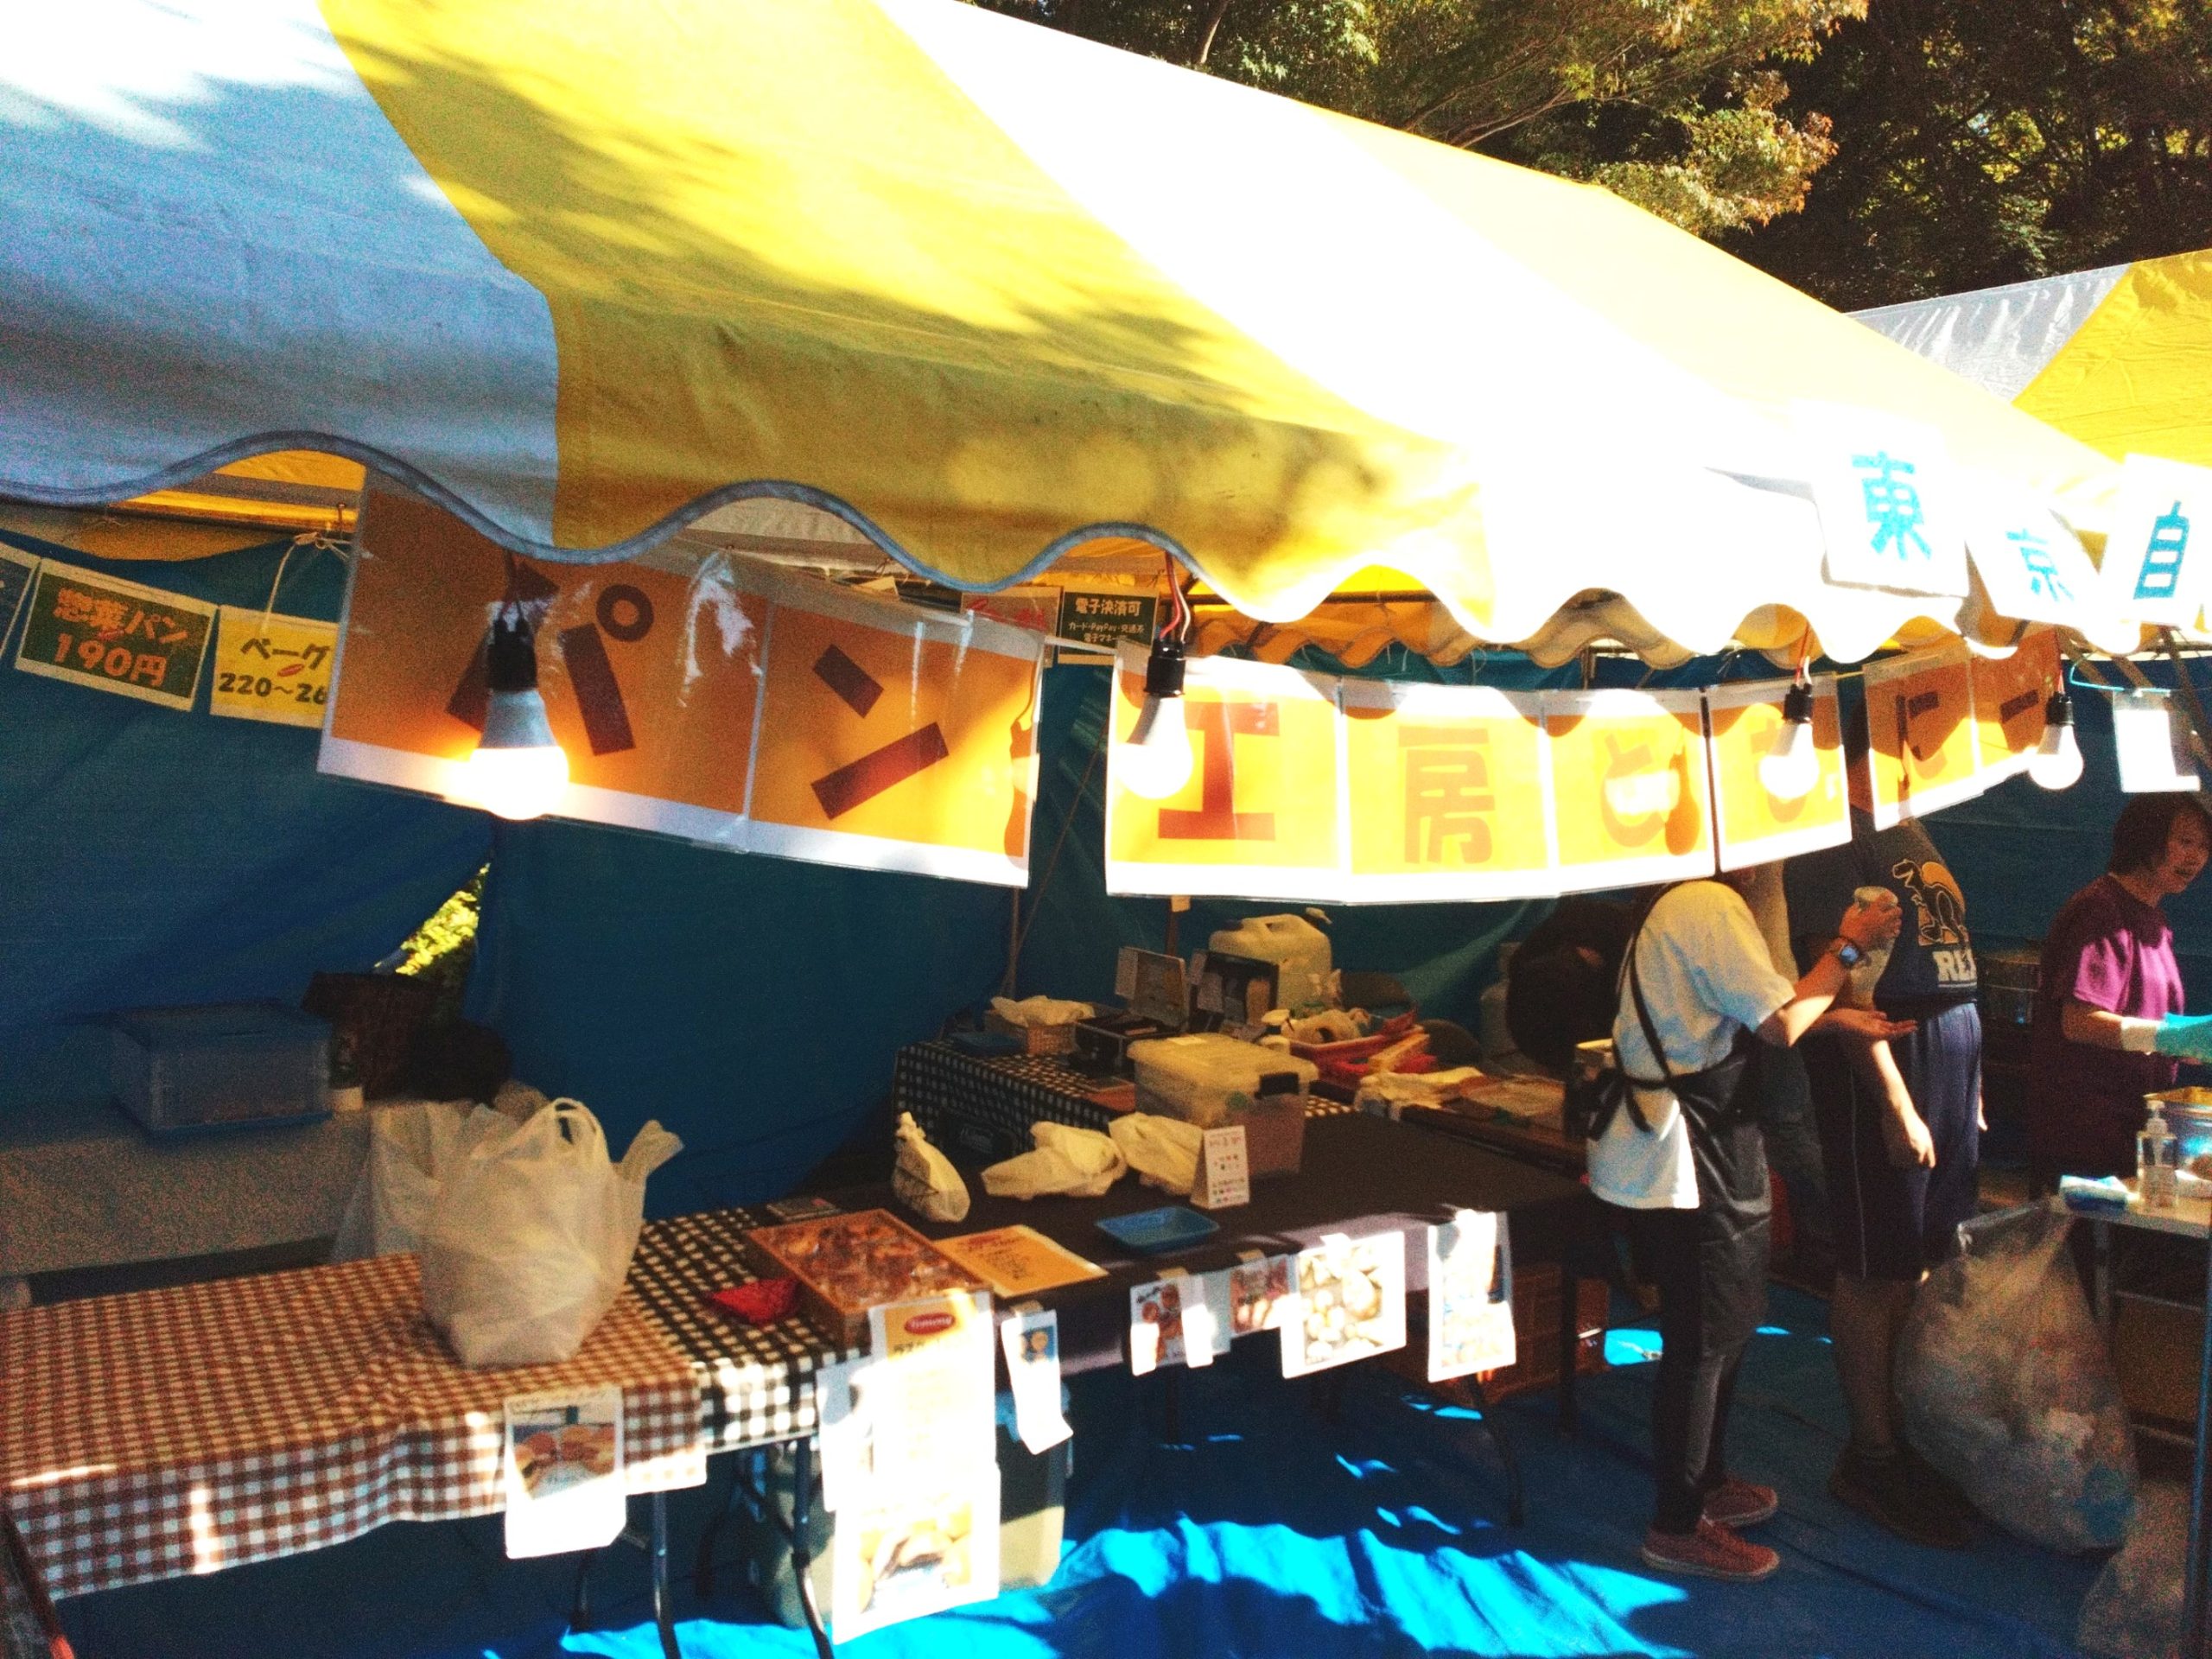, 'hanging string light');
459,607,569,820
1758,637,1821,802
